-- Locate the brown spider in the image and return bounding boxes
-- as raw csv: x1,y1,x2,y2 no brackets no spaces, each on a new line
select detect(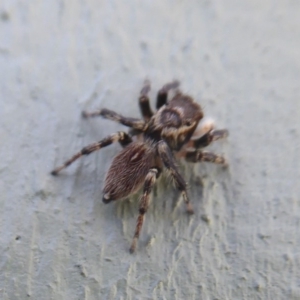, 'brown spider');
51,80,228,253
